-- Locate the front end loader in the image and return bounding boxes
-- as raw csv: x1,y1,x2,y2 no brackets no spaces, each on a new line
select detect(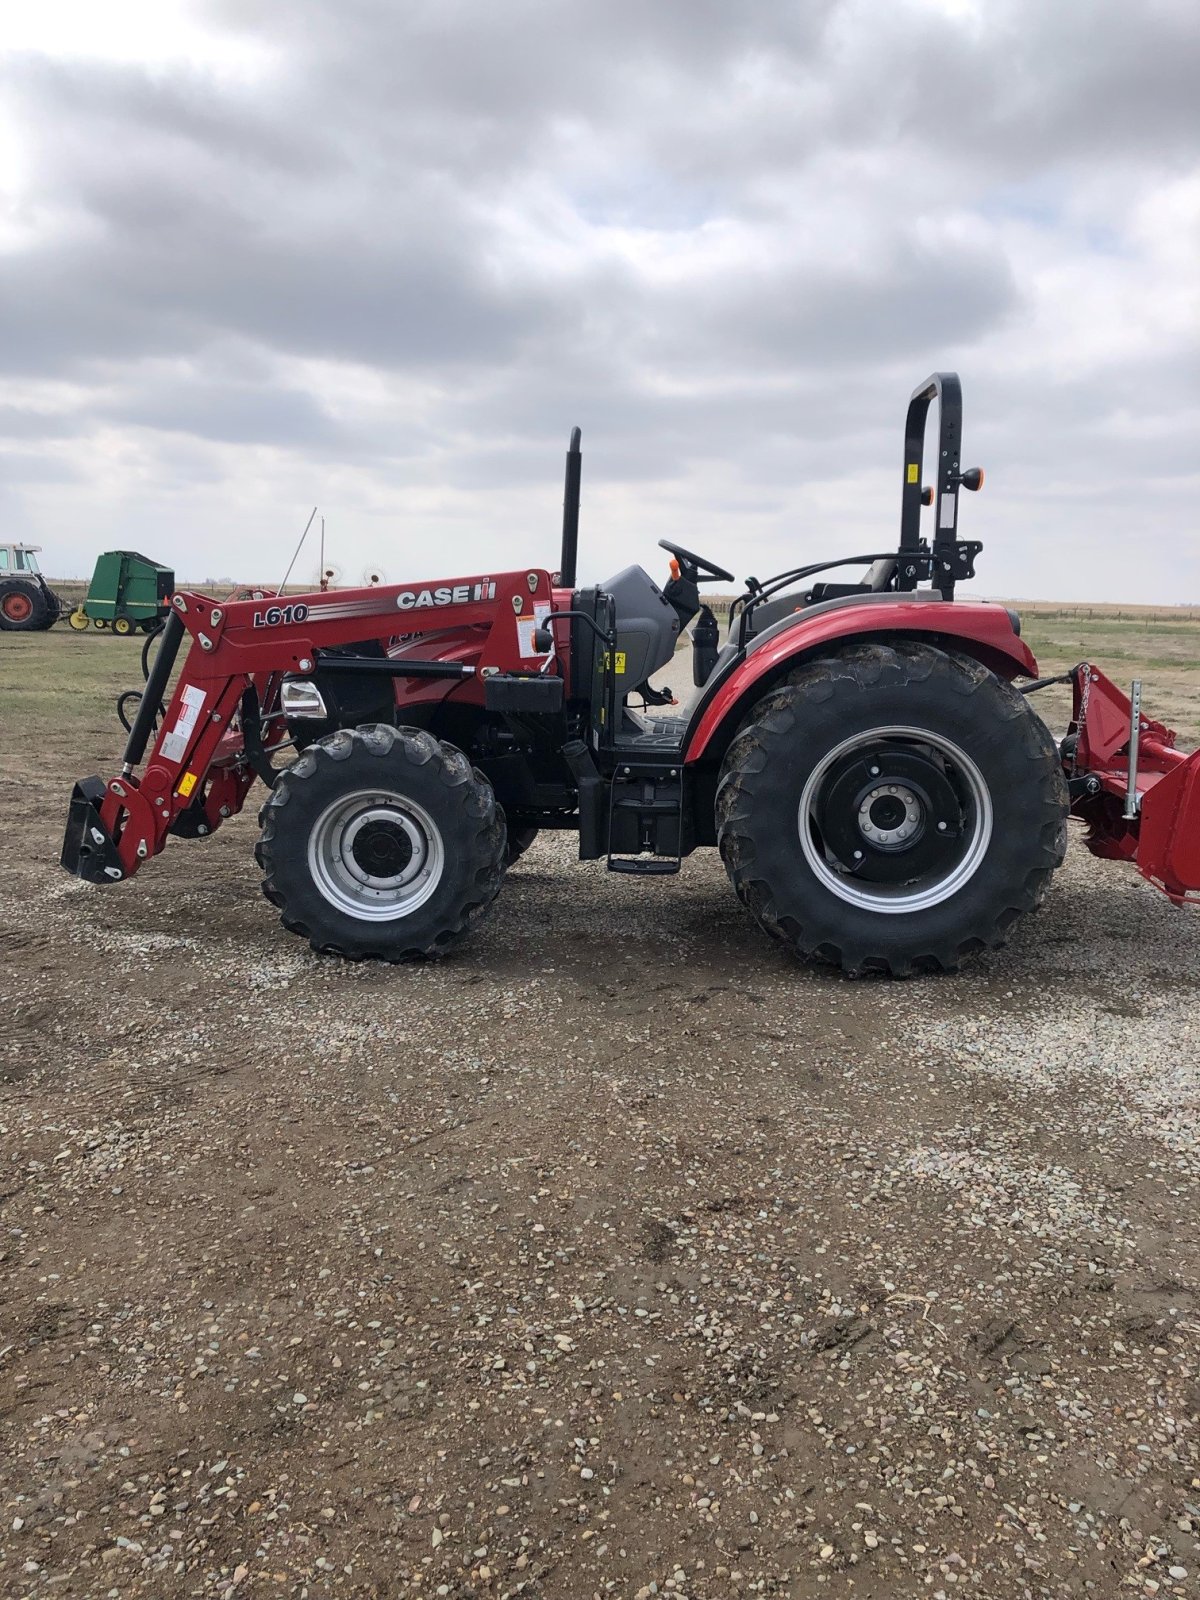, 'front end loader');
61,374,1200,974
